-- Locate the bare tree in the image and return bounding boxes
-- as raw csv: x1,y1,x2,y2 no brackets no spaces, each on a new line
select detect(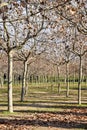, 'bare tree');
0,0,86,112
14,38,46,101
71,46,87,104
0,1,45,112
69,30,87,104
